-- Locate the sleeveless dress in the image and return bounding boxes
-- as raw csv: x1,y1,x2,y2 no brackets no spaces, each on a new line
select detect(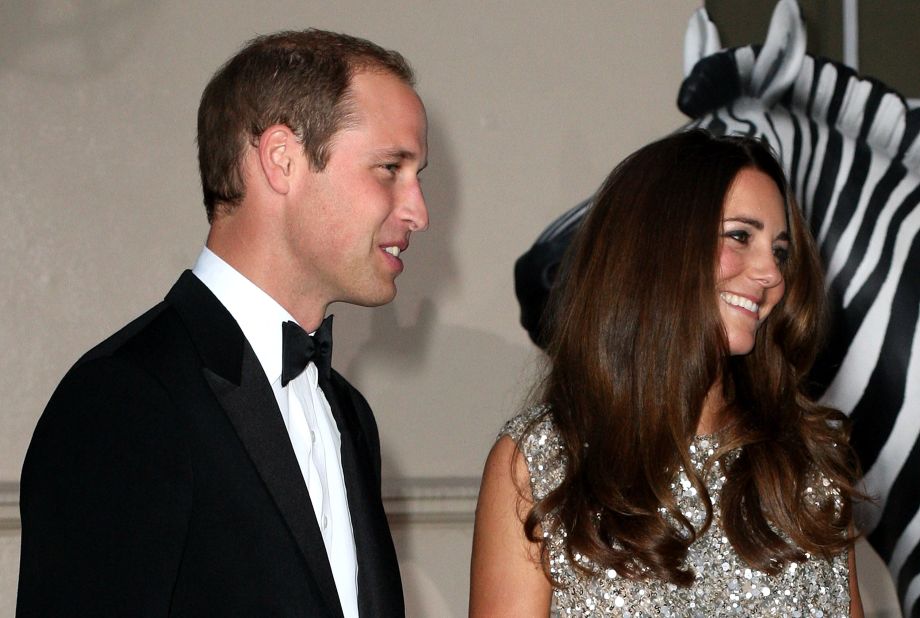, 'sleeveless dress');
501,406,851,617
